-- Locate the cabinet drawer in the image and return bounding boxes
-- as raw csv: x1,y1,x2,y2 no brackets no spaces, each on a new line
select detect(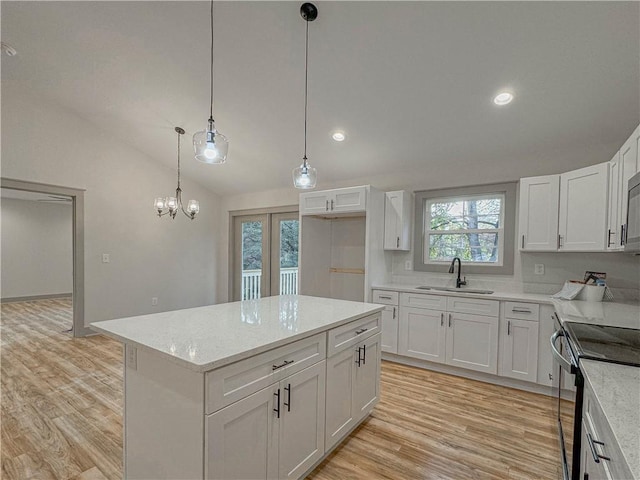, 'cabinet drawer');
447,297,499,317
328,313,380,357
372,290,399,305
206,333,326,414
400,292,447,310
504,302,539,321
584,387,633,480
